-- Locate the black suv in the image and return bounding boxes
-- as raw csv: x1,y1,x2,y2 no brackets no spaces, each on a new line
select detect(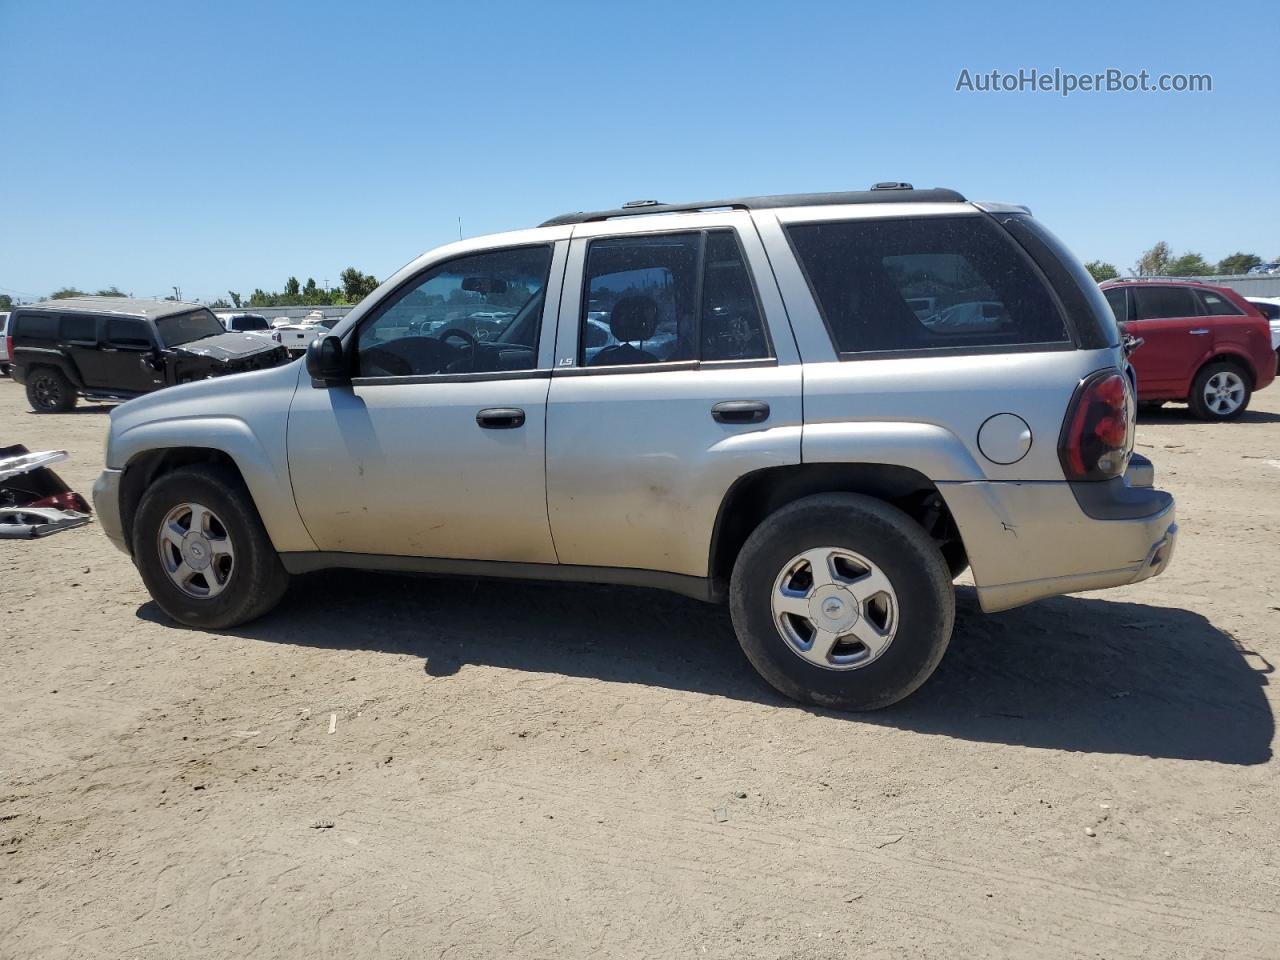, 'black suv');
8,298,291,413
